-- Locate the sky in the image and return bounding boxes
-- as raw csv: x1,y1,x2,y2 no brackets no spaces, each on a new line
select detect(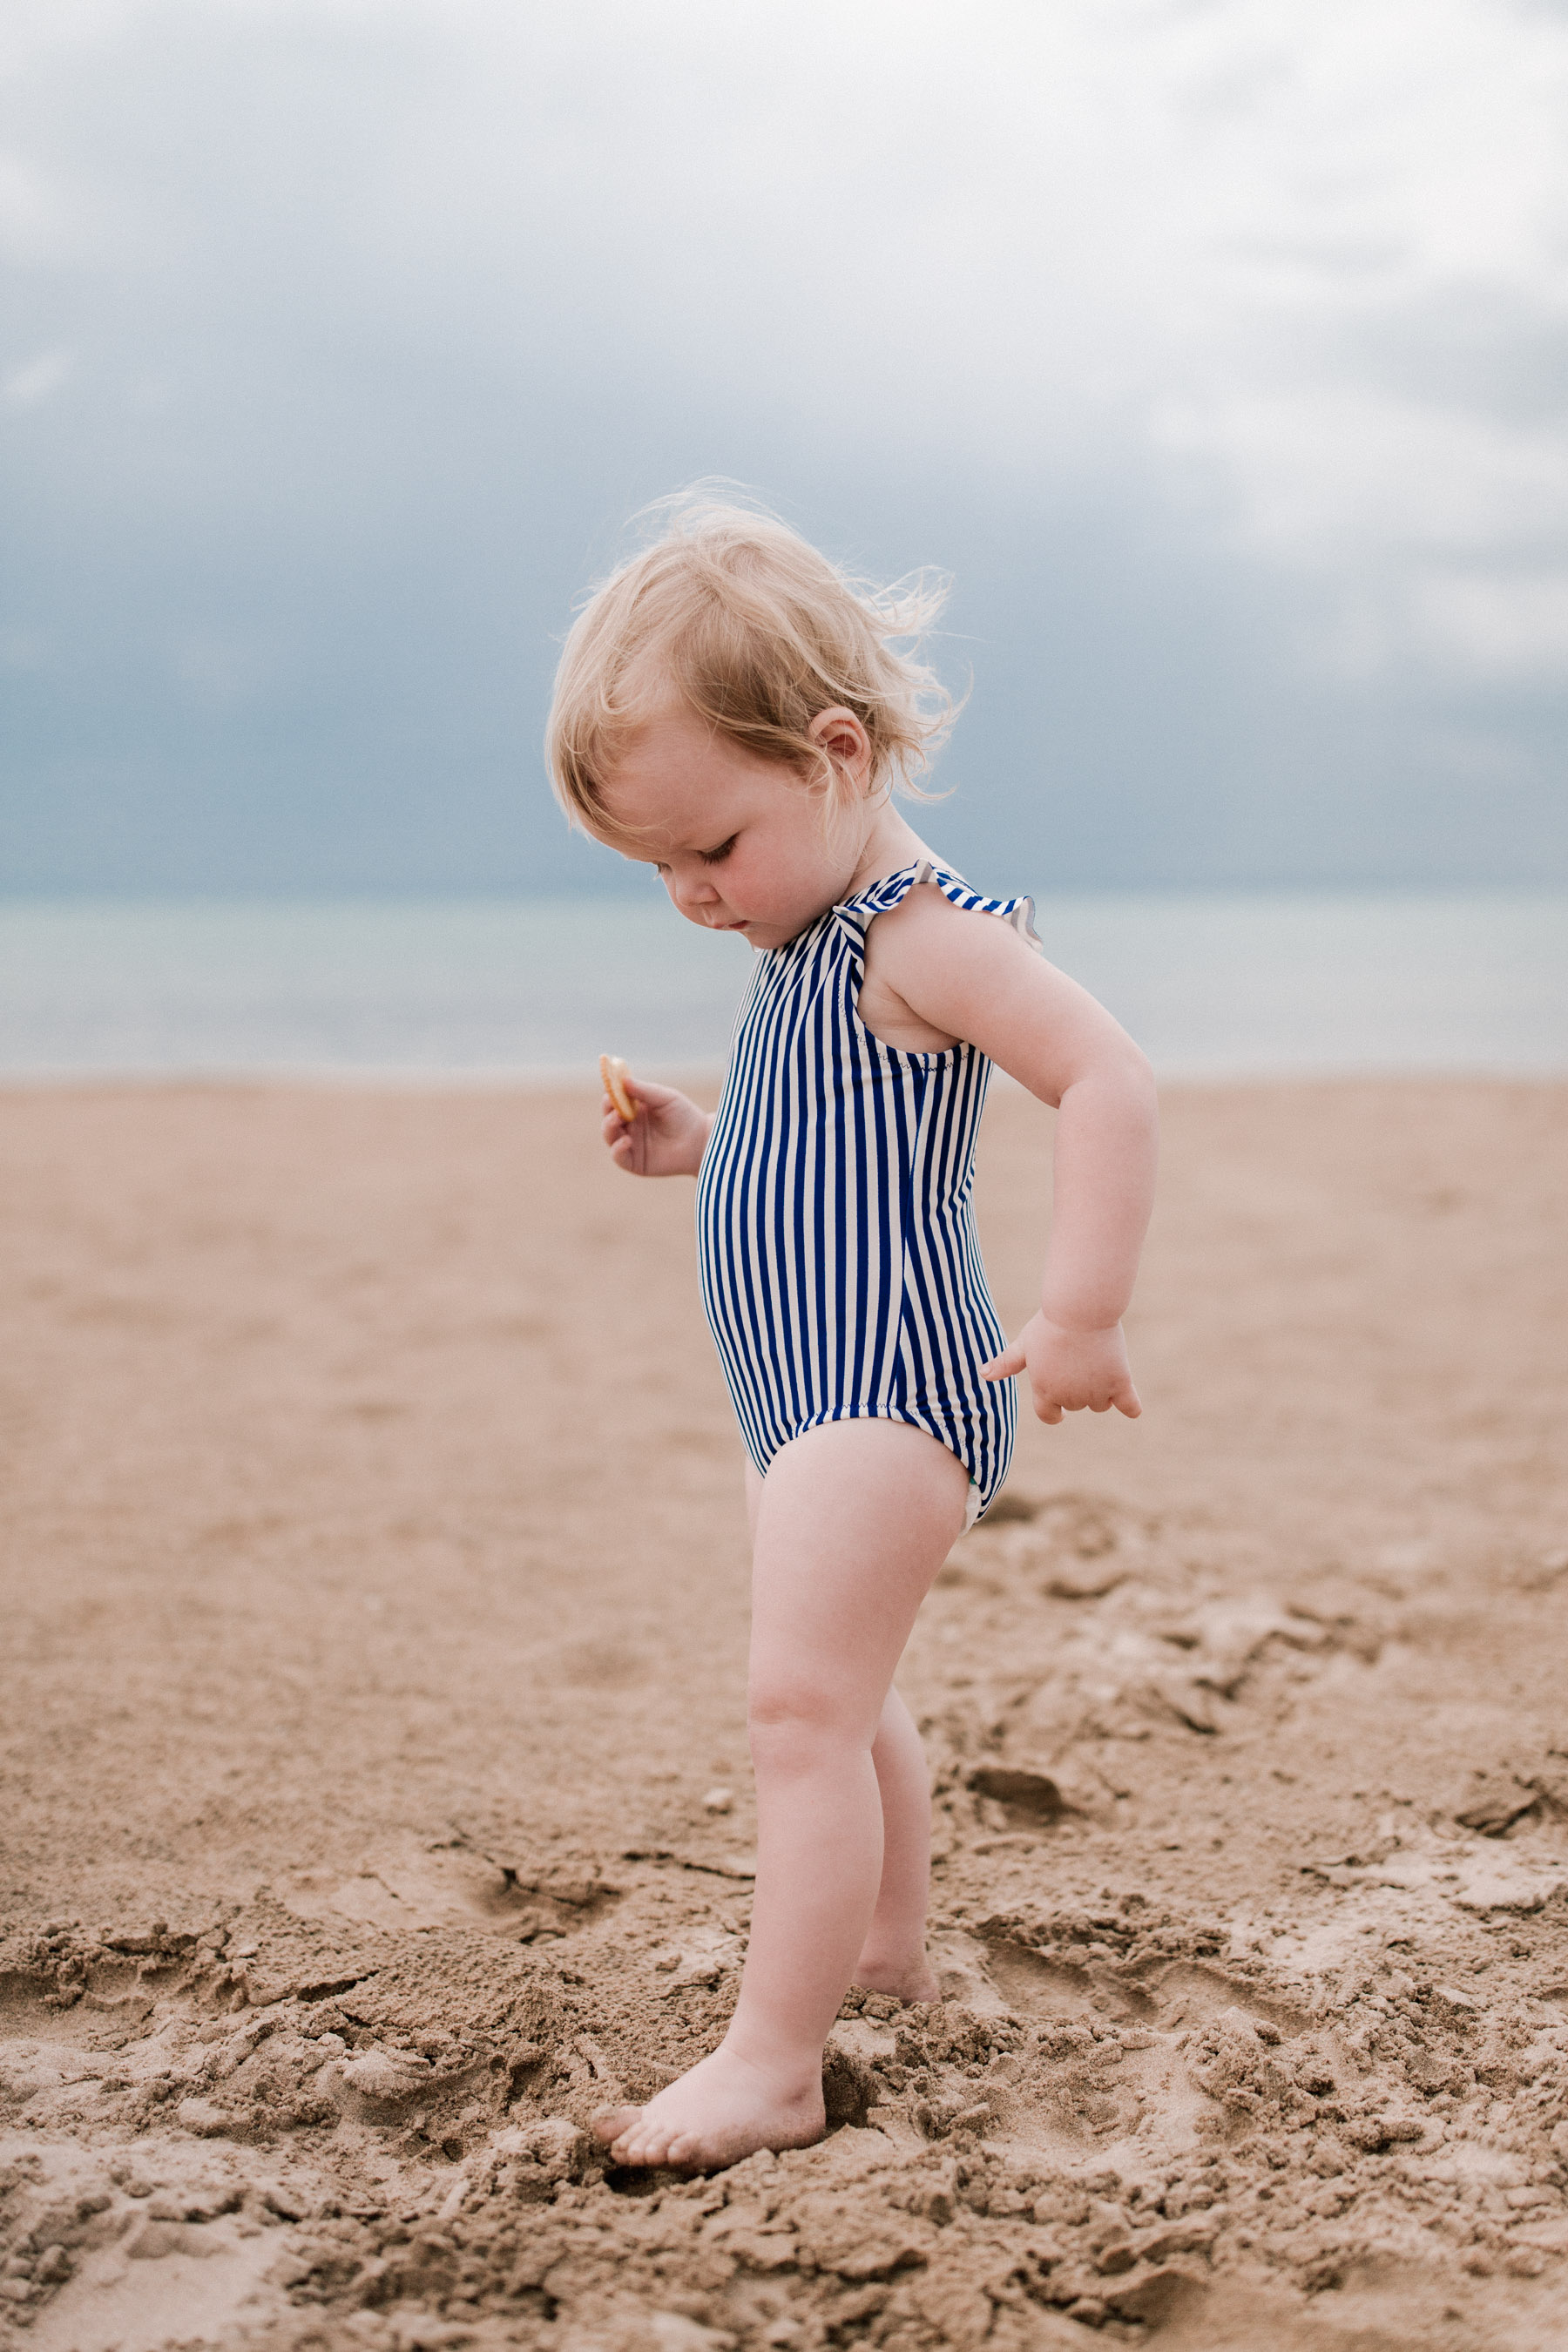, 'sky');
3,0,1567,897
